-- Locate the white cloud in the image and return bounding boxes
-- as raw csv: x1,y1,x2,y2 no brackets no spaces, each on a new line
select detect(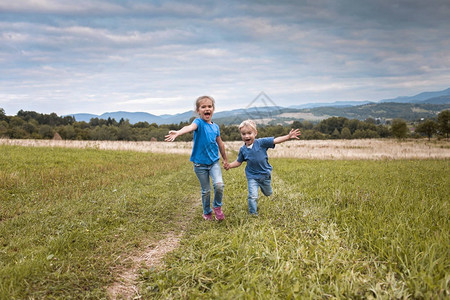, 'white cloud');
0,0,124,14
0,0,449,116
